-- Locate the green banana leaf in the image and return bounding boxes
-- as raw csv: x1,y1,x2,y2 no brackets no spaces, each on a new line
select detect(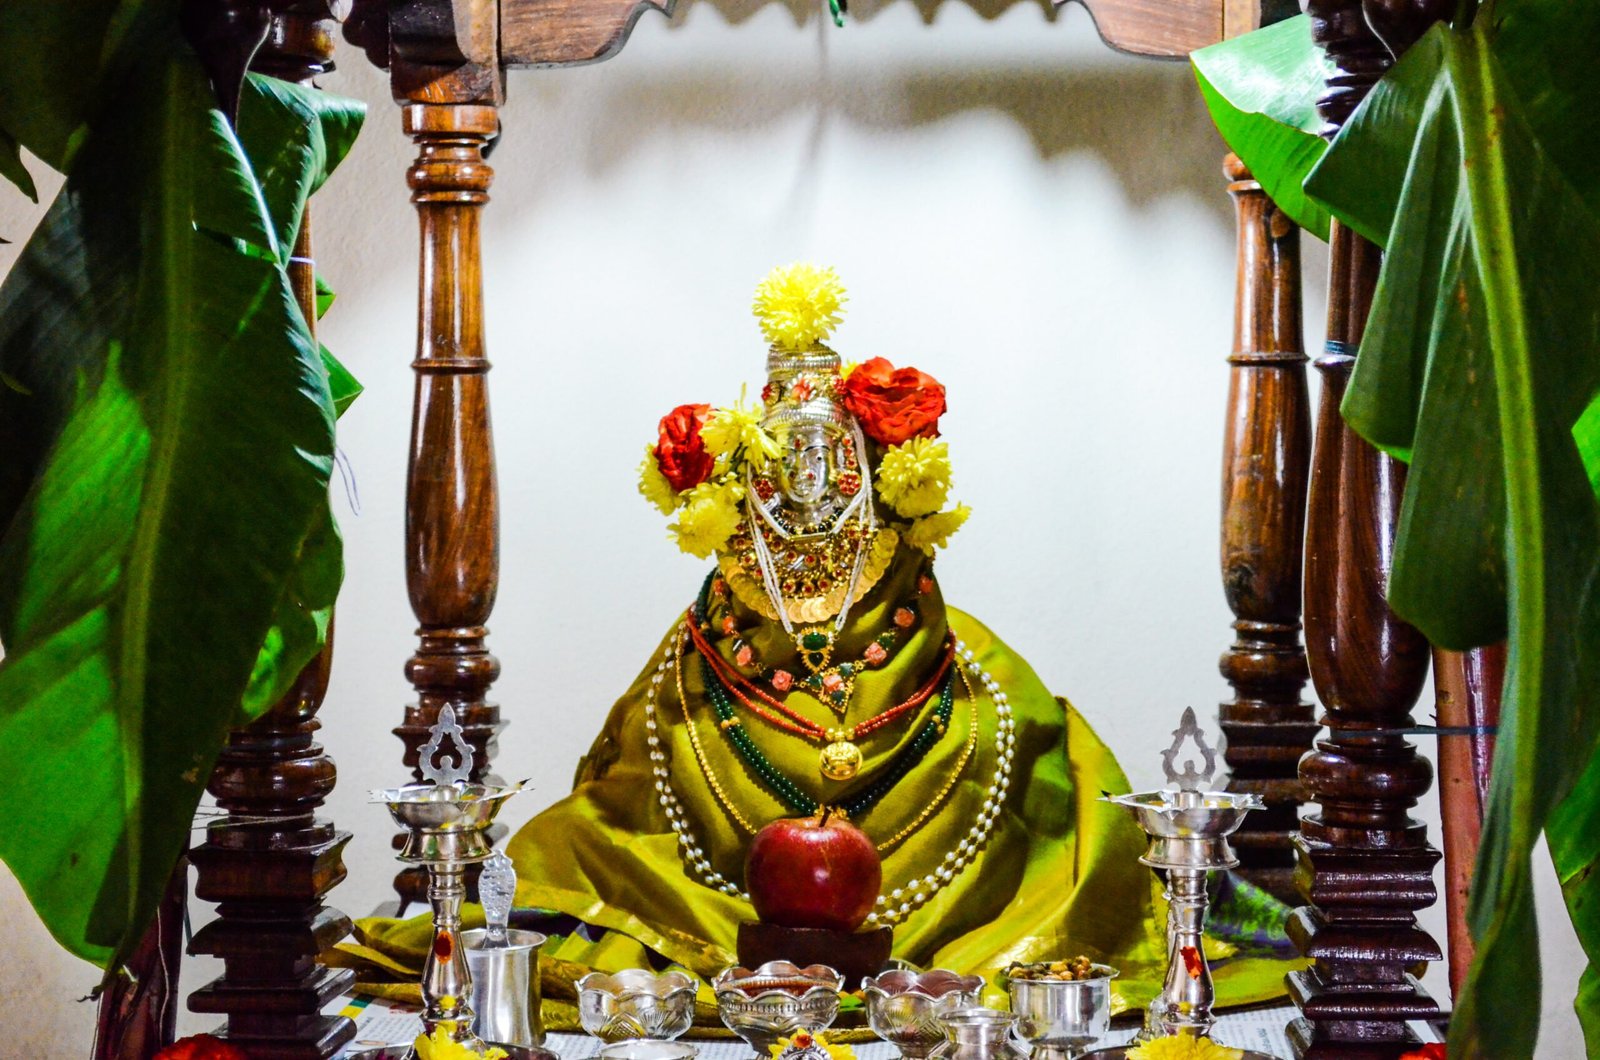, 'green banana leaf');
1191,14,1334,240
0,40,363,975
1307,16,1600,1058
